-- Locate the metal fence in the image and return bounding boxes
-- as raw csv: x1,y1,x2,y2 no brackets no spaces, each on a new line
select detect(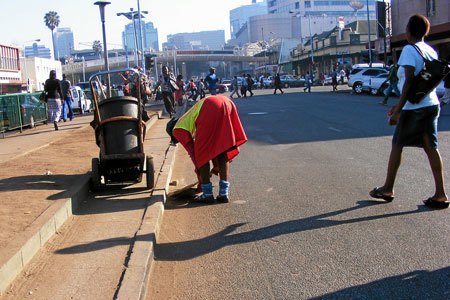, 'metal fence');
0,92,48,135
